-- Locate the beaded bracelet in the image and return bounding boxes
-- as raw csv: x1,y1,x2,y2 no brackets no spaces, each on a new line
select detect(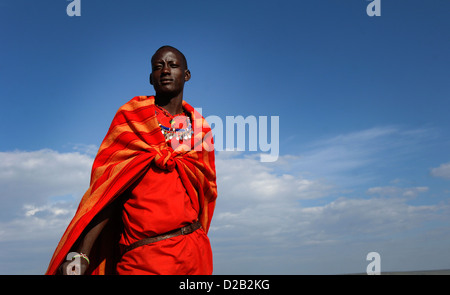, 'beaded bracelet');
72,253,90,265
